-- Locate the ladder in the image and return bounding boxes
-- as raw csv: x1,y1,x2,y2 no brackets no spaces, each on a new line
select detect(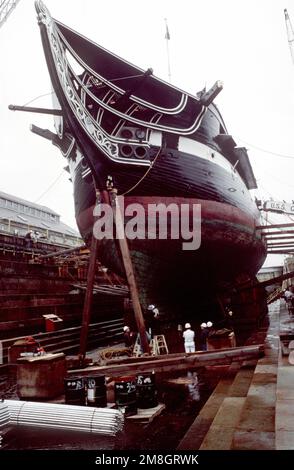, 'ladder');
151,335,168,355
133,334,169,356
267,286,282,305
133,334,142,357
